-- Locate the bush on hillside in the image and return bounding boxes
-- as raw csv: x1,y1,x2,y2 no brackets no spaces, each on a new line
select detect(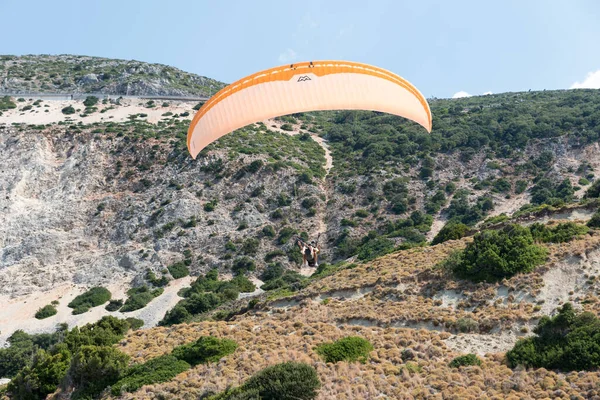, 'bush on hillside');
449,353,482,368
0,96,17,110
587,211,600,228
67,287,111,314
83,96,99,107
506,303,600,371
111,355,190,395
35,304,58,319
120,286,163,312
7,347,71,400
529,222,589,243
314,336,374,364
447,224,548,283
211,362,321,400
171,336,238,366
168,261,190,279
61,105,76,115
105,299,124,311
431,221,469,245
67,345,129,399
